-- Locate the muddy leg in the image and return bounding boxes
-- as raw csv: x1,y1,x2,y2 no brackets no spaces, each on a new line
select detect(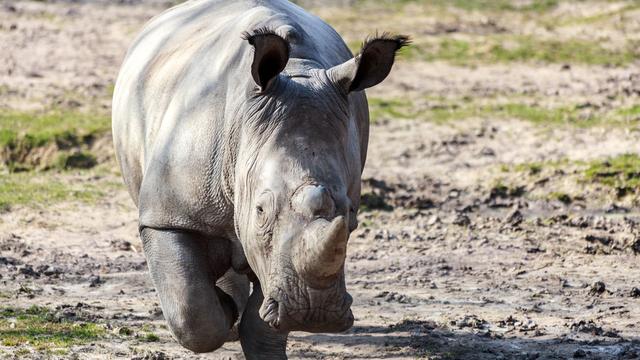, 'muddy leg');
239,281,288,360
141,228,237,353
